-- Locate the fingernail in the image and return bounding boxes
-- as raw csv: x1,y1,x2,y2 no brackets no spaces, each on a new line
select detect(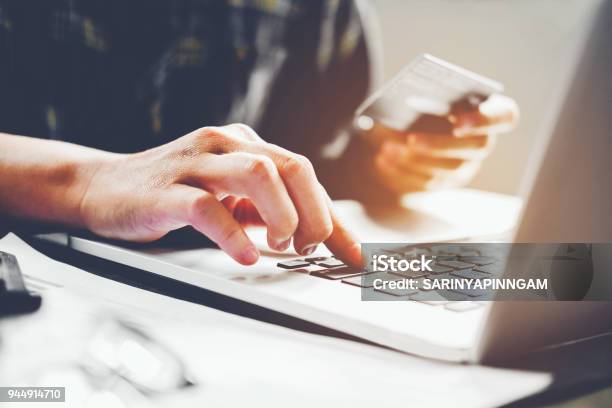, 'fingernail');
276,238,291,251
352,243,364,267
241,247,259,264
479,94,507,118
453,126,474,138
300,244,318,256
